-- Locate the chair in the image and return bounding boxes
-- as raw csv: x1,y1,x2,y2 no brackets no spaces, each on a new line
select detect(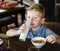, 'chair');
44,22,60,35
